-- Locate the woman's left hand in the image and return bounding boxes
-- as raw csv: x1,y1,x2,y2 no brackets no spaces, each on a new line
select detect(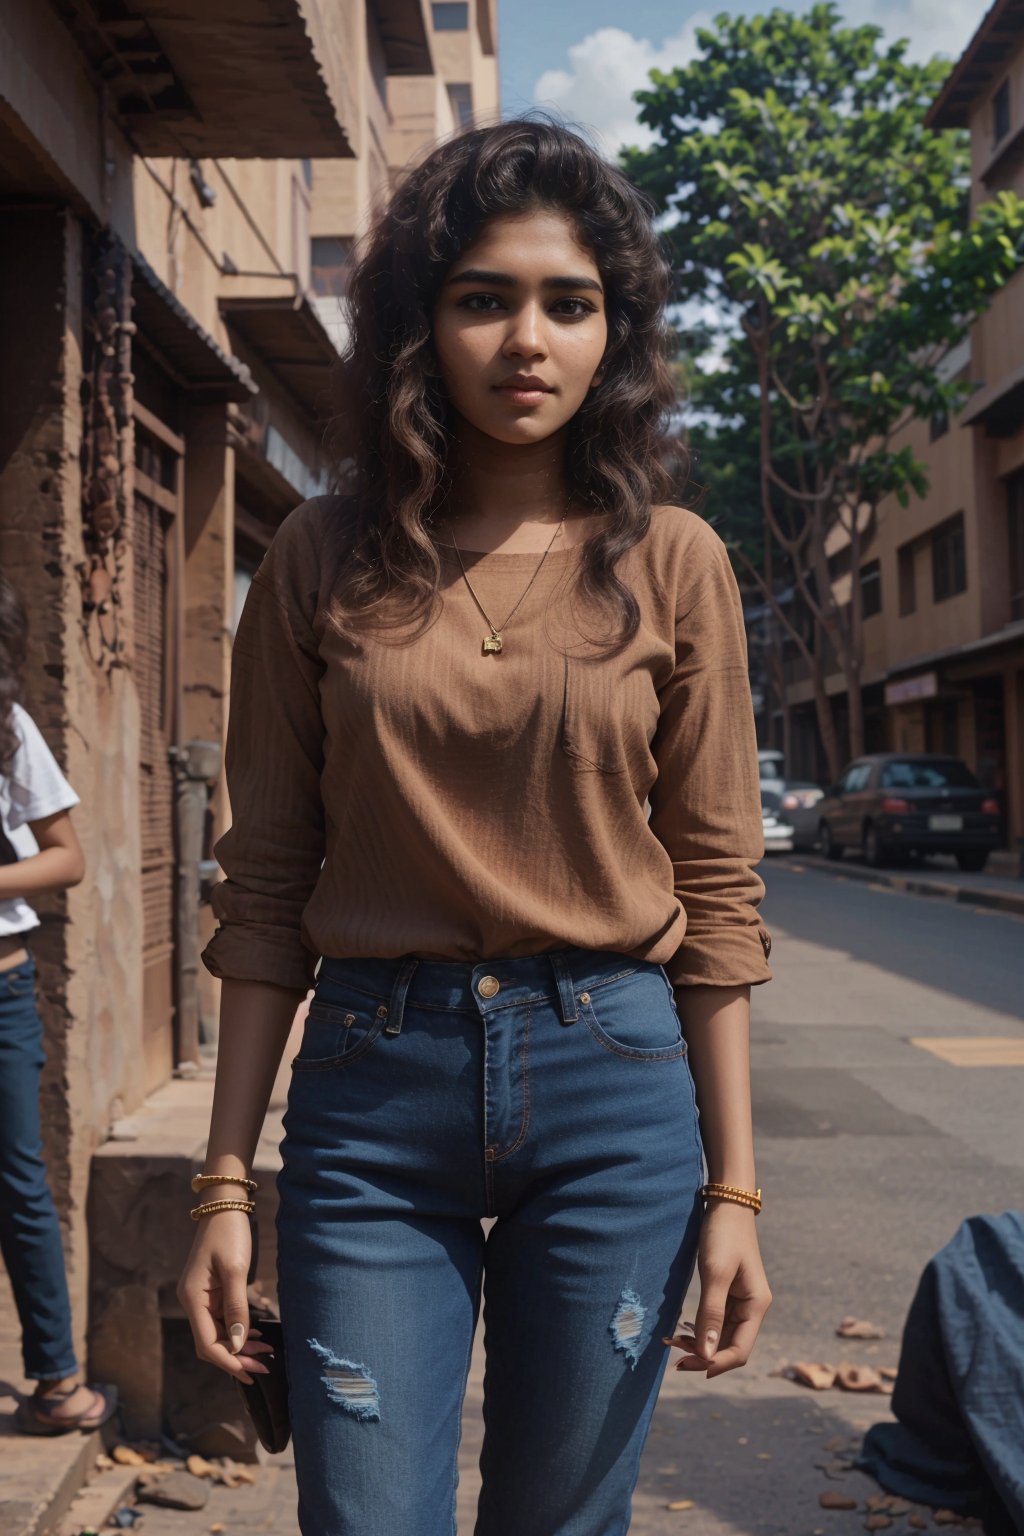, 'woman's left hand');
664,1202,772,1379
